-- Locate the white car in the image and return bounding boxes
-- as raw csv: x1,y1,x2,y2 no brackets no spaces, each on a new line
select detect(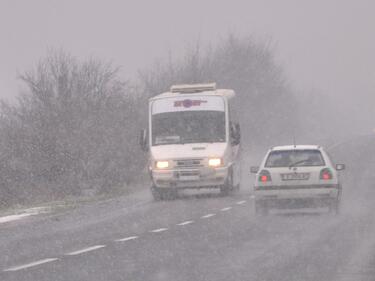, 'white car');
251,145,345,215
